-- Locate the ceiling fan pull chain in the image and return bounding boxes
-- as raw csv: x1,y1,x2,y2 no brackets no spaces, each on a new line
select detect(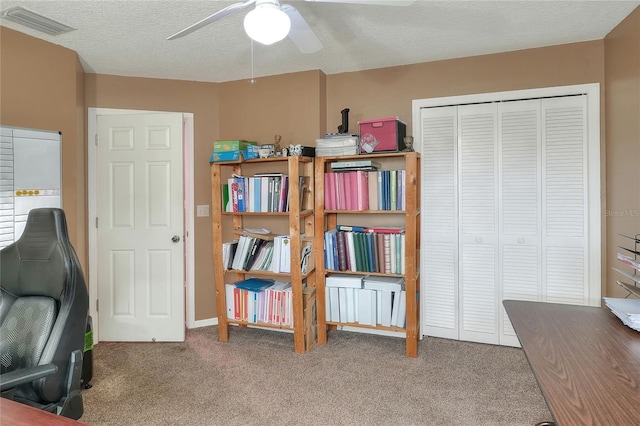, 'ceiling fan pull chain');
249,39,256,85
